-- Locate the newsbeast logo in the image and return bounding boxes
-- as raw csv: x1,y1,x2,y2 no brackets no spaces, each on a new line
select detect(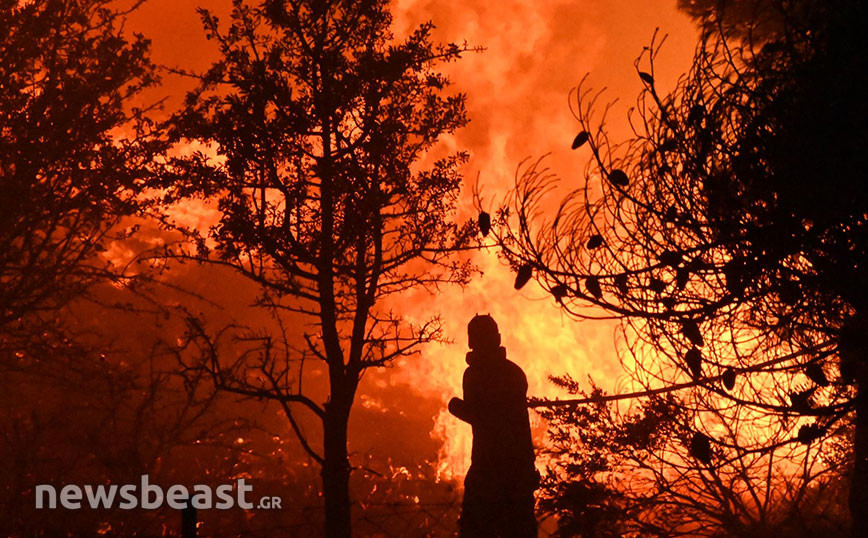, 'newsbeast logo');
35,475,282,510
